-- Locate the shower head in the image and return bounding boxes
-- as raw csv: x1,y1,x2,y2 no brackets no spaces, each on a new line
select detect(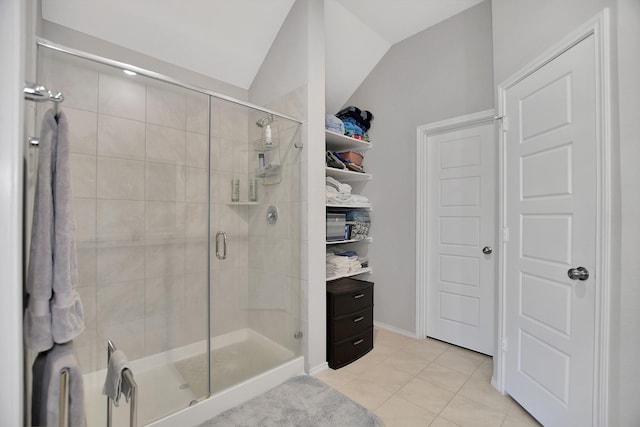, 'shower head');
256,114,274,128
